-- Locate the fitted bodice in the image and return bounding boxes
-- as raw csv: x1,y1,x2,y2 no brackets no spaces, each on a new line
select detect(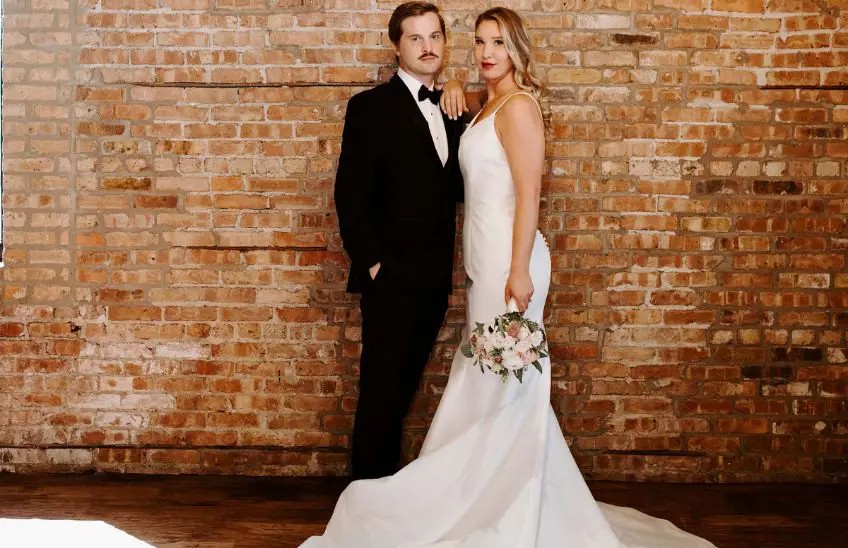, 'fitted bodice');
458,91,547,288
